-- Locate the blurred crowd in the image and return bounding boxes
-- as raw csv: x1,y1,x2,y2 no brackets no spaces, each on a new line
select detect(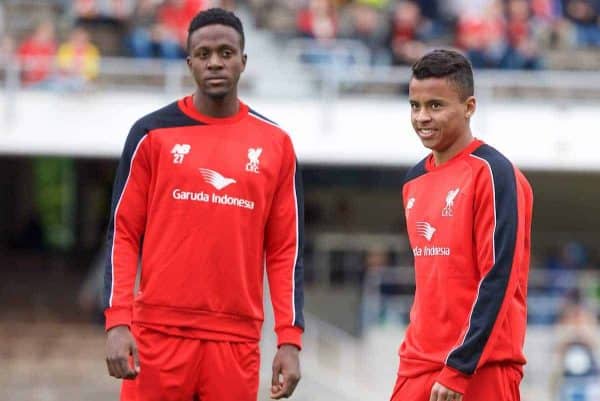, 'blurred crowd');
274,0,600,68
0,0,598,88
0,0,218,88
